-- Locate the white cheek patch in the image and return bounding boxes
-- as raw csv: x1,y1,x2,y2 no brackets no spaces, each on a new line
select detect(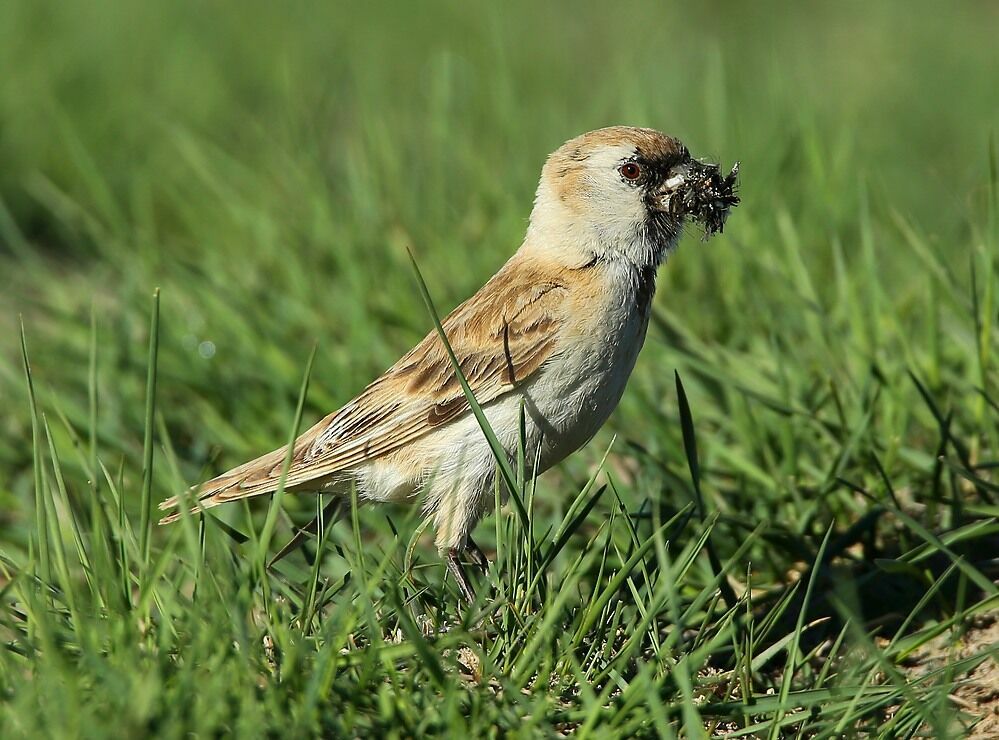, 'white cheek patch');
586,146,642,180
568,147,656,250
583,147,646,204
